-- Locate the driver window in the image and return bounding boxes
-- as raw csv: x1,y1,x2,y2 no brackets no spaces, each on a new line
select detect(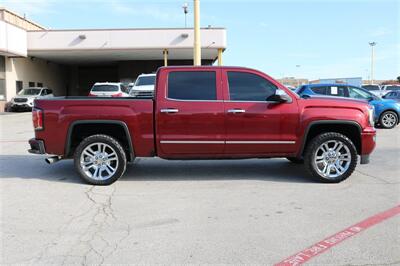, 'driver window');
41,90,47,96
227,71,277,101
